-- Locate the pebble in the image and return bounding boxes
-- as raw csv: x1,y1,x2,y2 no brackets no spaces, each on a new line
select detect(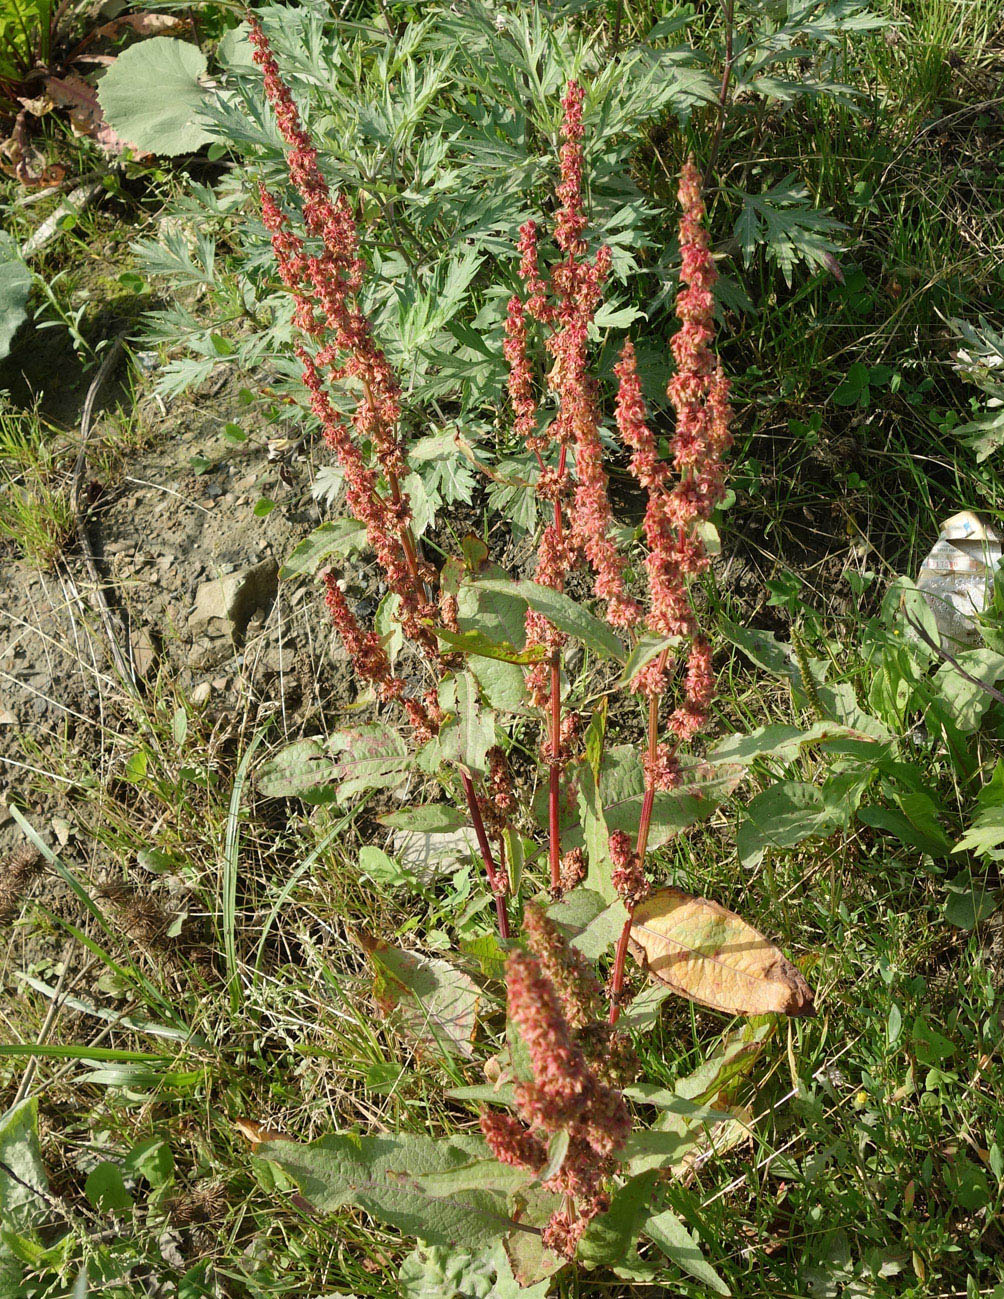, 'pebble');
190,681,212,706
